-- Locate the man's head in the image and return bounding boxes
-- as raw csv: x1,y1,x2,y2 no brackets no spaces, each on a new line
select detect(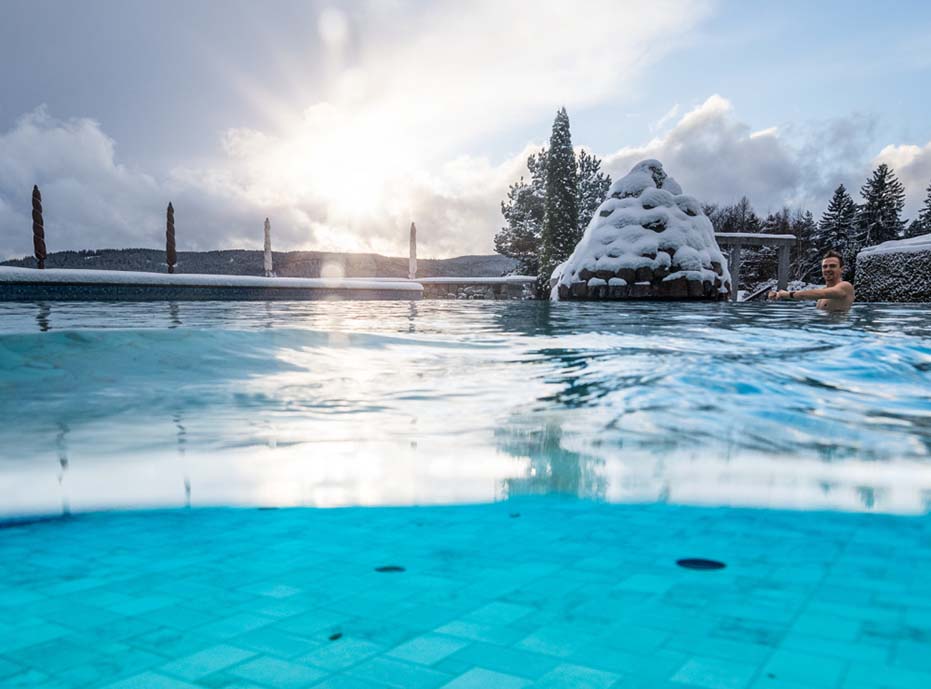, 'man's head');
822,251,843,285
